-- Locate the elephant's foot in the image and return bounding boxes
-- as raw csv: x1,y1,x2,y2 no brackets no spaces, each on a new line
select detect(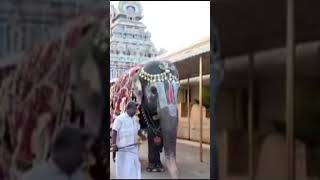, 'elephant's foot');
166,158,179,179
146,163,155,172
155,163,165,172
146,163,165,172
